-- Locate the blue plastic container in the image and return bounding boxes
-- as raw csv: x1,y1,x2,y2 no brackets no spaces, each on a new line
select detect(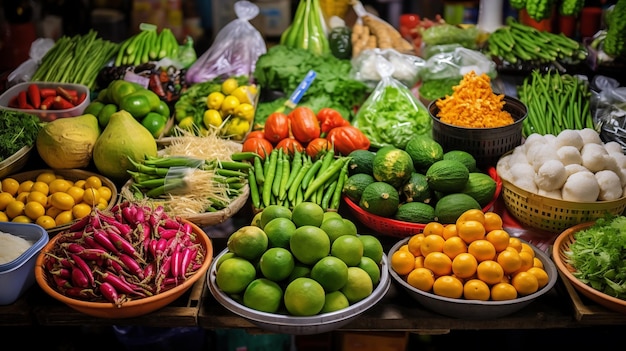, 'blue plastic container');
0,222,48,305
